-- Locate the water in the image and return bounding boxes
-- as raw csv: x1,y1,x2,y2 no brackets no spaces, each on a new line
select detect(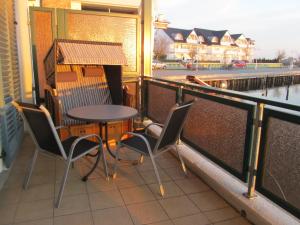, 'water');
246,84,300,106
